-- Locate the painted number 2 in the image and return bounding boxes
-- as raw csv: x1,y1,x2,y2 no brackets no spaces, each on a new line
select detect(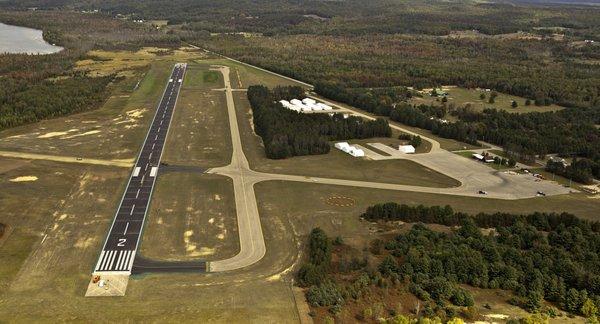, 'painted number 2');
117,238,126,247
